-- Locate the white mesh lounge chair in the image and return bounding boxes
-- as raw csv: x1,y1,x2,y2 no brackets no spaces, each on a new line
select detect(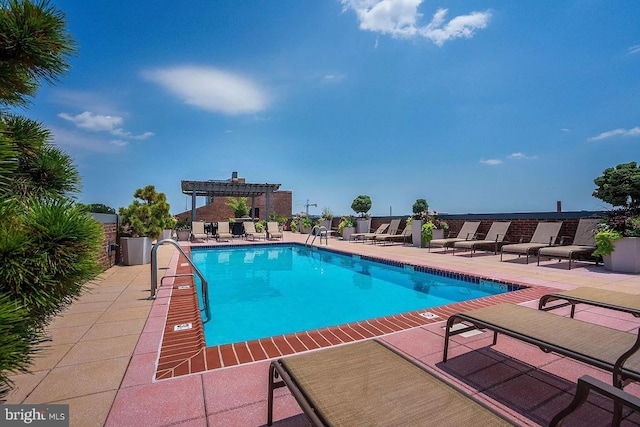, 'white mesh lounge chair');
500,221,563,263
428,221,480,252
243,221,266,241
267,222,283,240
349,223,390,242
374,224,412,245
190,221,208,242
537,218,600,269
452,222,511,257
215,221,233,242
